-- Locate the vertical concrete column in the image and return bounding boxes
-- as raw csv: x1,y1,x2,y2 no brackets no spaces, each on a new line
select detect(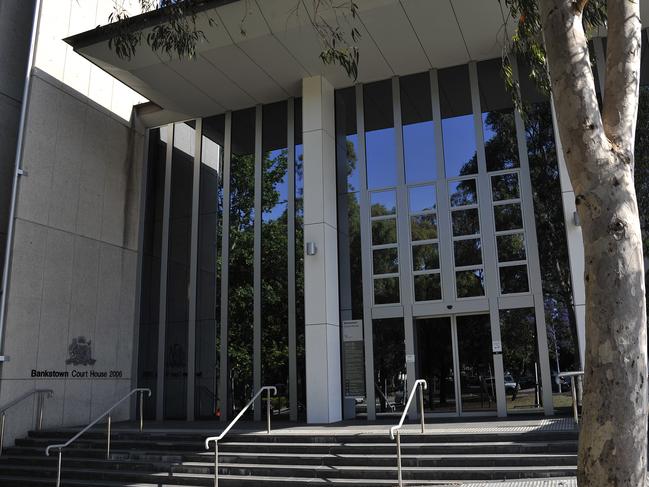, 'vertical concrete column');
551,103,586,367
302,76,342,423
